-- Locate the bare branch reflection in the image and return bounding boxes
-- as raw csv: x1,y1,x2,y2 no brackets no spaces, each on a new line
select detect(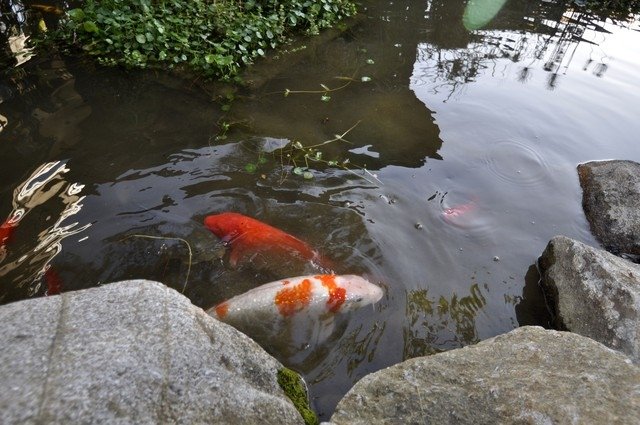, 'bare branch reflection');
404,283,487,358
